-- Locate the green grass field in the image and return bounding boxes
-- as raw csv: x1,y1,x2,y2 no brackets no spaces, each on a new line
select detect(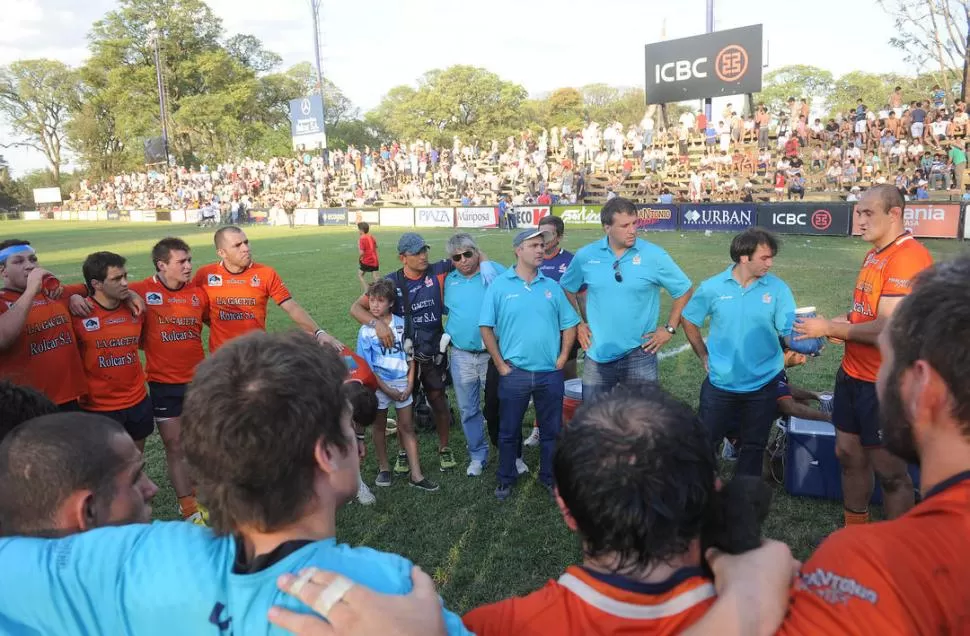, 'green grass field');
7,220,968,613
